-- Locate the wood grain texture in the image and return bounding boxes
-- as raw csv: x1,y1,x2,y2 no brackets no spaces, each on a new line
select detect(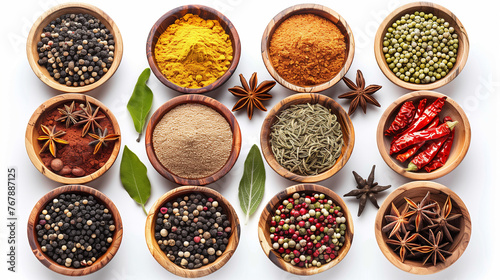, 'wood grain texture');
376,91,471,180
146,5,241,94
145,186,240,278
257,184,354,275
26,2,123,93
260,93,354,182
261,4,355,93
374,2,469,90
145,95,241,186
27,185,123,276
25,94,121,184
374,181,471,274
